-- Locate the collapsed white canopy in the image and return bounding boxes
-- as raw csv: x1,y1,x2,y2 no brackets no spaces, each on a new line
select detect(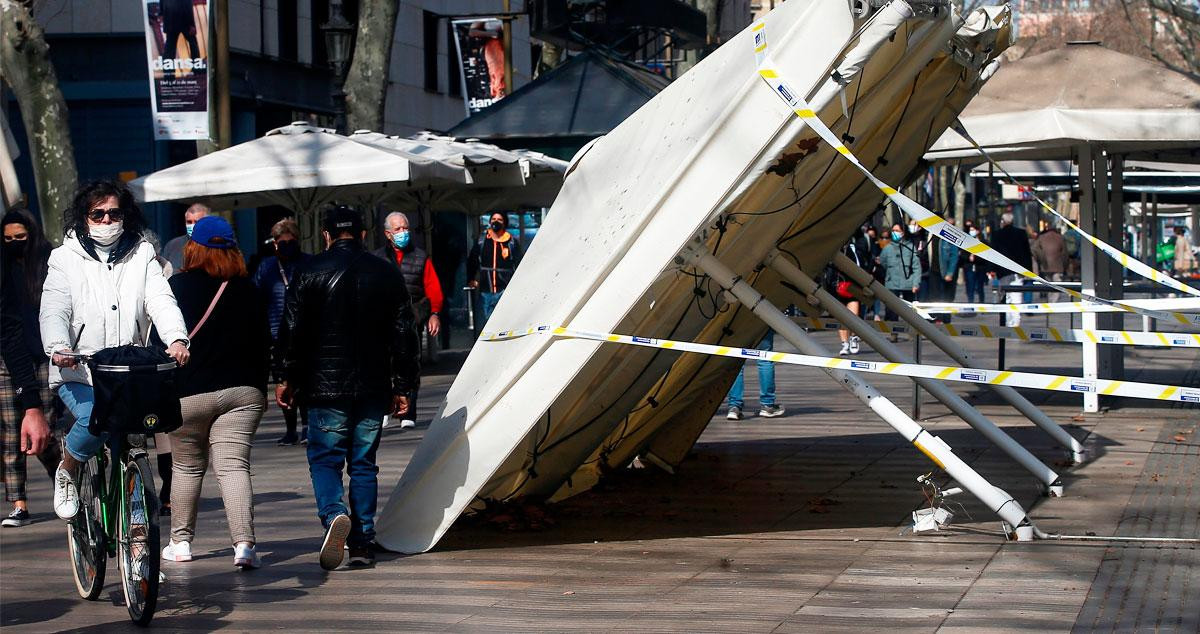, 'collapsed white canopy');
925,43,1200,164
